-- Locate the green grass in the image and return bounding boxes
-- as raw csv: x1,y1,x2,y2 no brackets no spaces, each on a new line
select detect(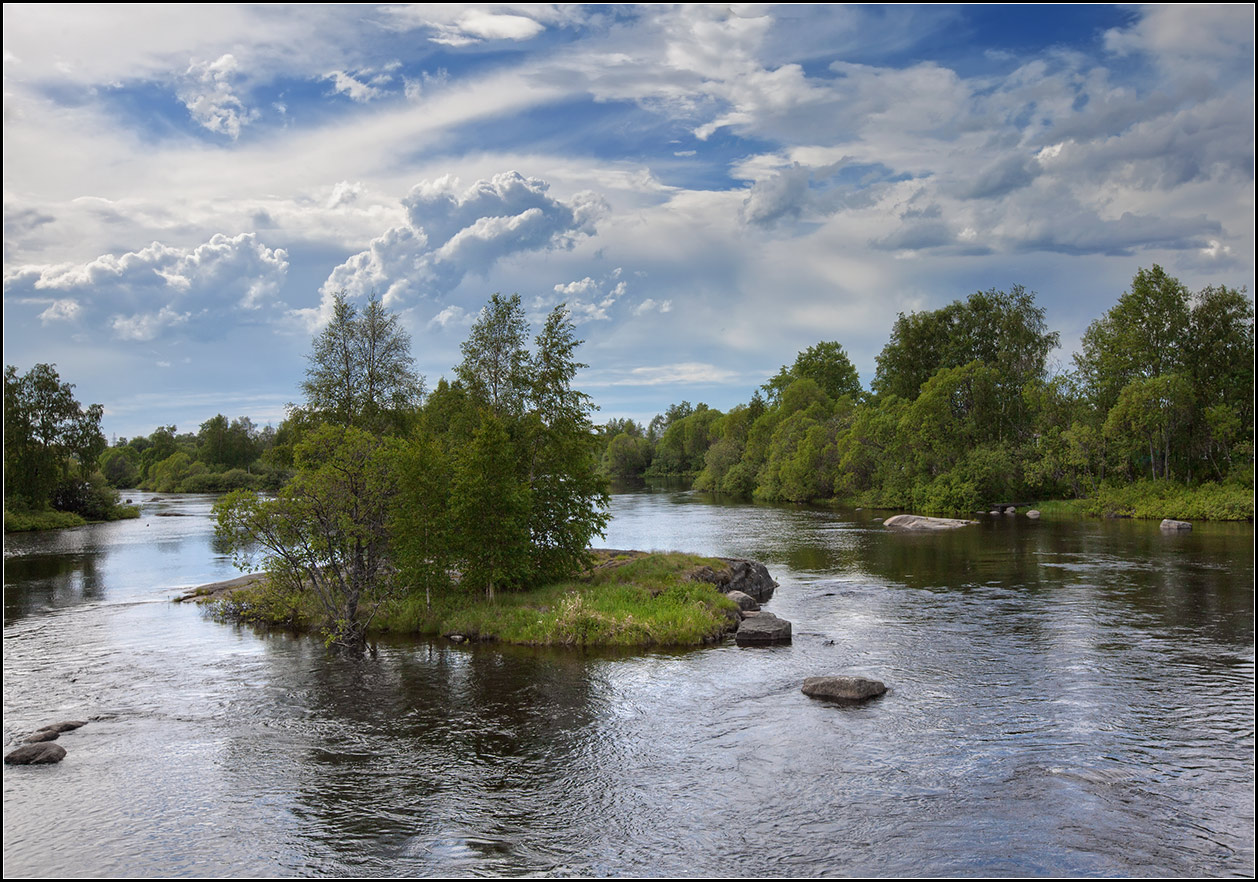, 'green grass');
1029,479,1254,522
4,504,140,533
212,551,742,648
